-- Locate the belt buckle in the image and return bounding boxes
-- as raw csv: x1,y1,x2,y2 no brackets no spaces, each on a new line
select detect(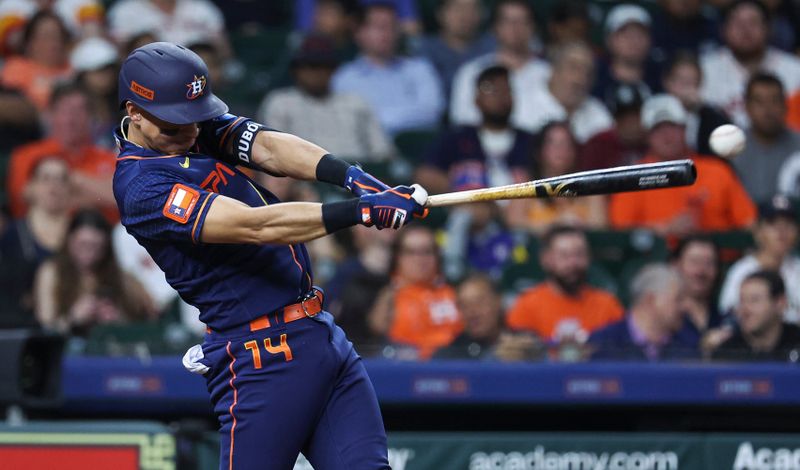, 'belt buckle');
300,291,319,318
